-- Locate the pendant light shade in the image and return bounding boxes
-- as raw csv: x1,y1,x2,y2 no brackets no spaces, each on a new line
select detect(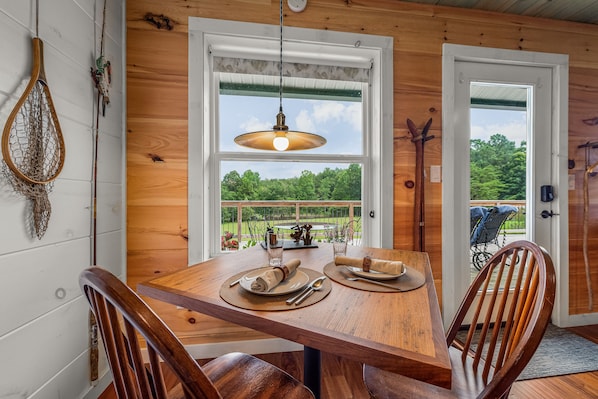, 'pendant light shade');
233,0,326,152
234,110,327,151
